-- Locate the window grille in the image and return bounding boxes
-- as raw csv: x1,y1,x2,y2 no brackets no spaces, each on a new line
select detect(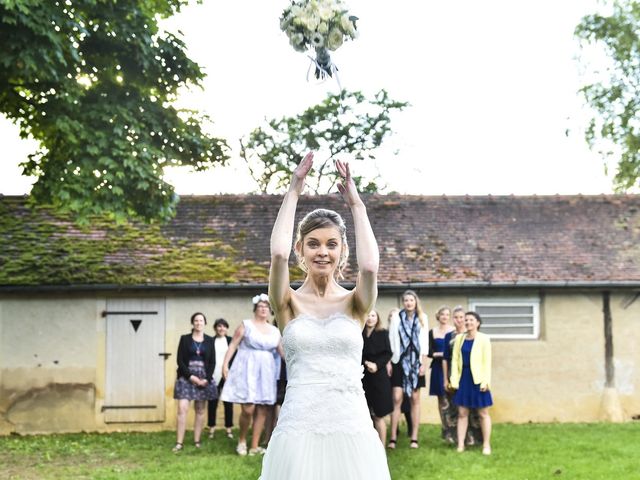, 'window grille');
468,297,540,340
